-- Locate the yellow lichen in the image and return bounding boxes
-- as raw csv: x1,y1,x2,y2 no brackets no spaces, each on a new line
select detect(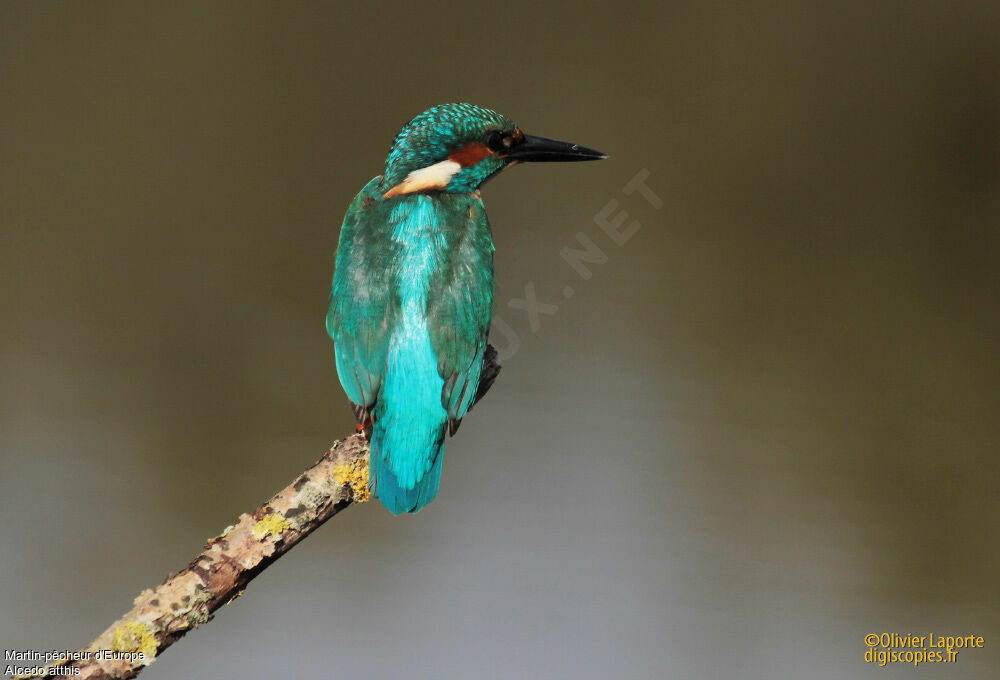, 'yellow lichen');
111,620,158,665
333,458,371,503
251,513,291,540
